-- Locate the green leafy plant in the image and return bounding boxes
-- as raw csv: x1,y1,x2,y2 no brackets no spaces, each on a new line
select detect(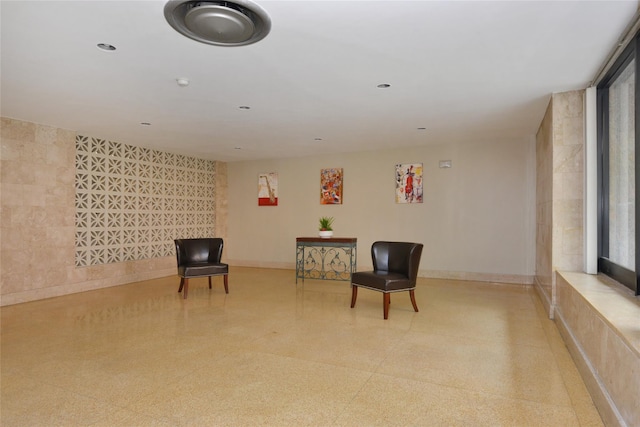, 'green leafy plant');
318,216,334,231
